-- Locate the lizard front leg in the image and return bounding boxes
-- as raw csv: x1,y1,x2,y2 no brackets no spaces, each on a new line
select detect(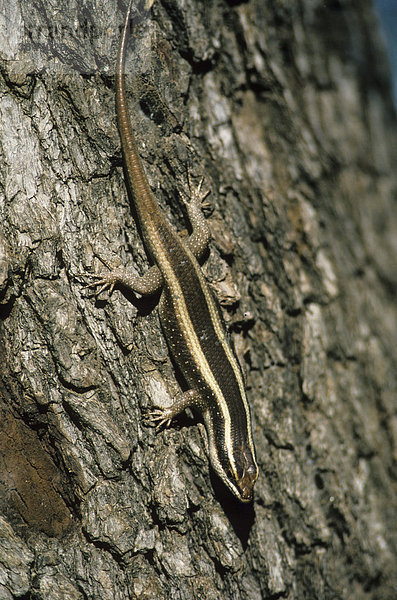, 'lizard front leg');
145,389,204,429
